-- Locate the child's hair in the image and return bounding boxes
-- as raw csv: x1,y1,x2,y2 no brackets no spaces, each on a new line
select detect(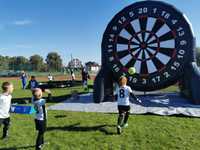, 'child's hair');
32,88,42,100
31,76,35,79
119,76,127,86
2,82,12,91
